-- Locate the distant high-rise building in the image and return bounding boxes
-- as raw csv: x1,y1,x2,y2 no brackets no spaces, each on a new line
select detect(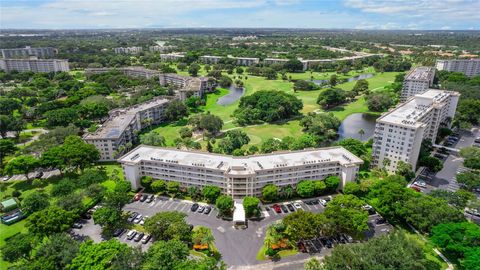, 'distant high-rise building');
1,46,57,59
436,59,480,77
0,58,69,73
400,67,435,102
372,89,459,173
